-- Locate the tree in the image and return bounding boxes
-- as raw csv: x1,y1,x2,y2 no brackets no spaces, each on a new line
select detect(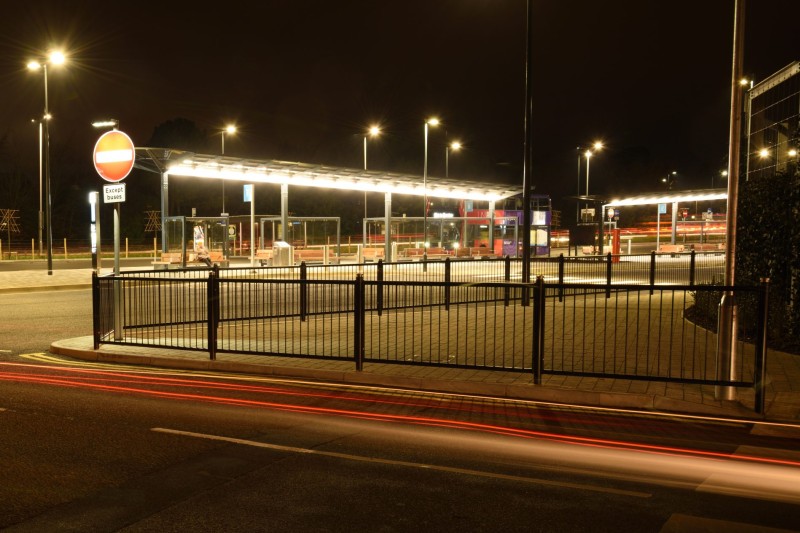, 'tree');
736,166,800,351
